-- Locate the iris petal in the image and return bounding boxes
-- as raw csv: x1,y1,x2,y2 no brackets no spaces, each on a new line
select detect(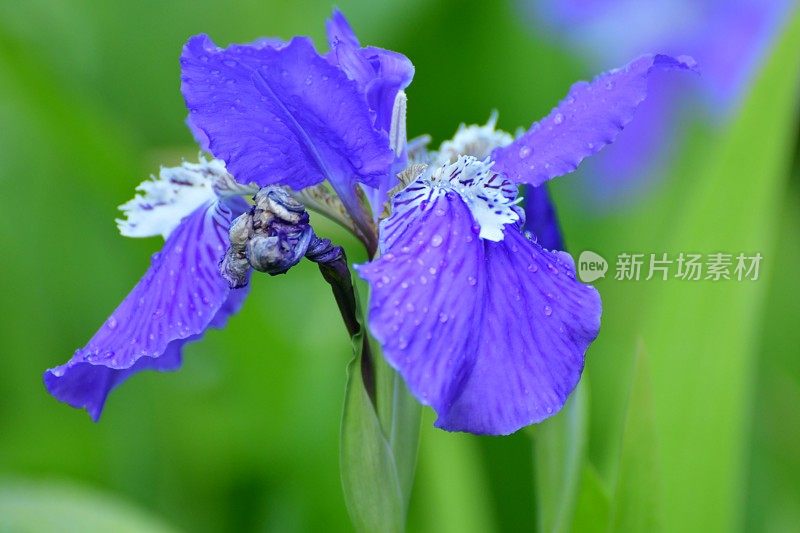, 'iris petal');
44,199,249,420
180,34,394,235
492,53,696,186
359,191,600,435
